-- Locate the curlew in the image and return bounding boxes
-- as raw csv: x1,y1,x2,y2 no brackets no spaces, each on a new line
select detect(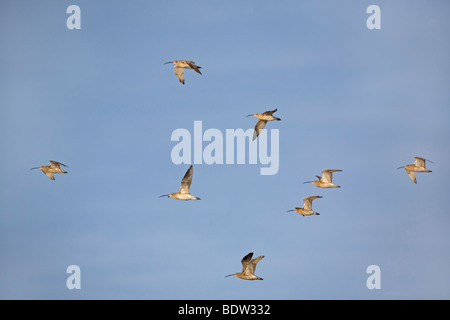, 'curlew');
225,252,264,280
159,165,201,200
30,160,68,180
397,156,433,184
287,195,322,216
247,108,281,140
304,169,342,188
164,60,202,84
